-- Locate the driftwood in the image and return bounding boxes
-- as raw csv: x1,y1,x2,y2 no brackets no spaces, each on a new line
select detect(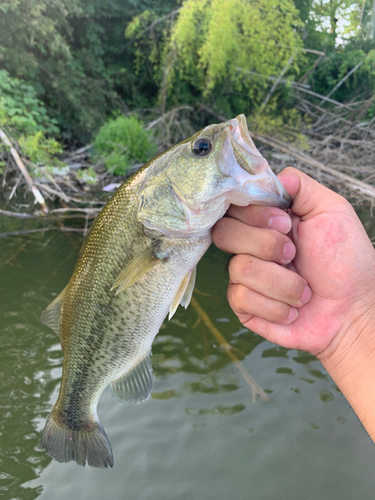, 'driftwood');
251,133,375,200
0,227,85,238
0,128,48,213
